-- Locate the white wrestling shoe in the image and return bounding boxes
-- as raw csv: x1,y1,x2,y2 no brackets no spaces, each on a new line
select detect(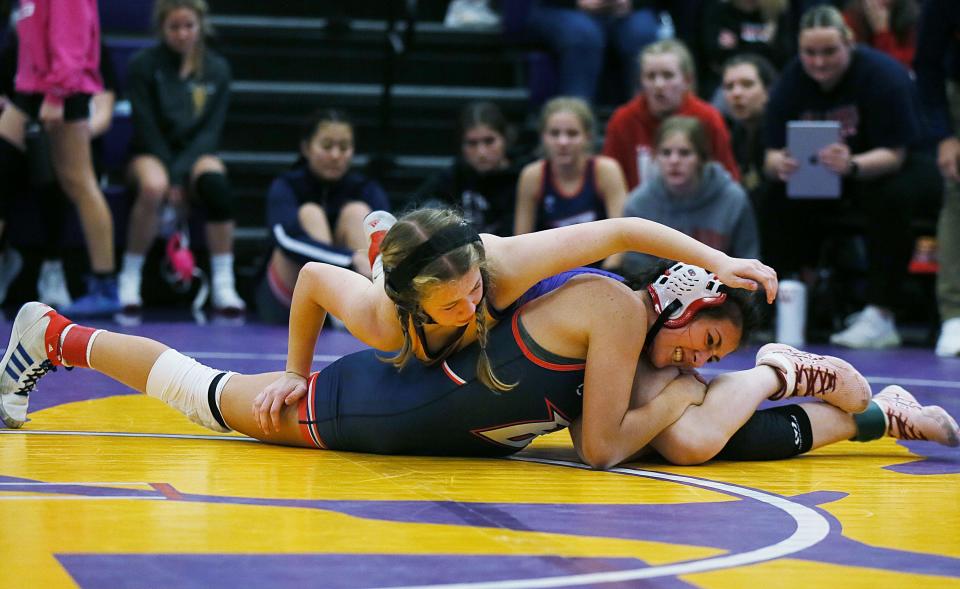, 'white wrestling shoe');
756,343,871,413
0,302,64,428
363,210,396,281
873,385,960,447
